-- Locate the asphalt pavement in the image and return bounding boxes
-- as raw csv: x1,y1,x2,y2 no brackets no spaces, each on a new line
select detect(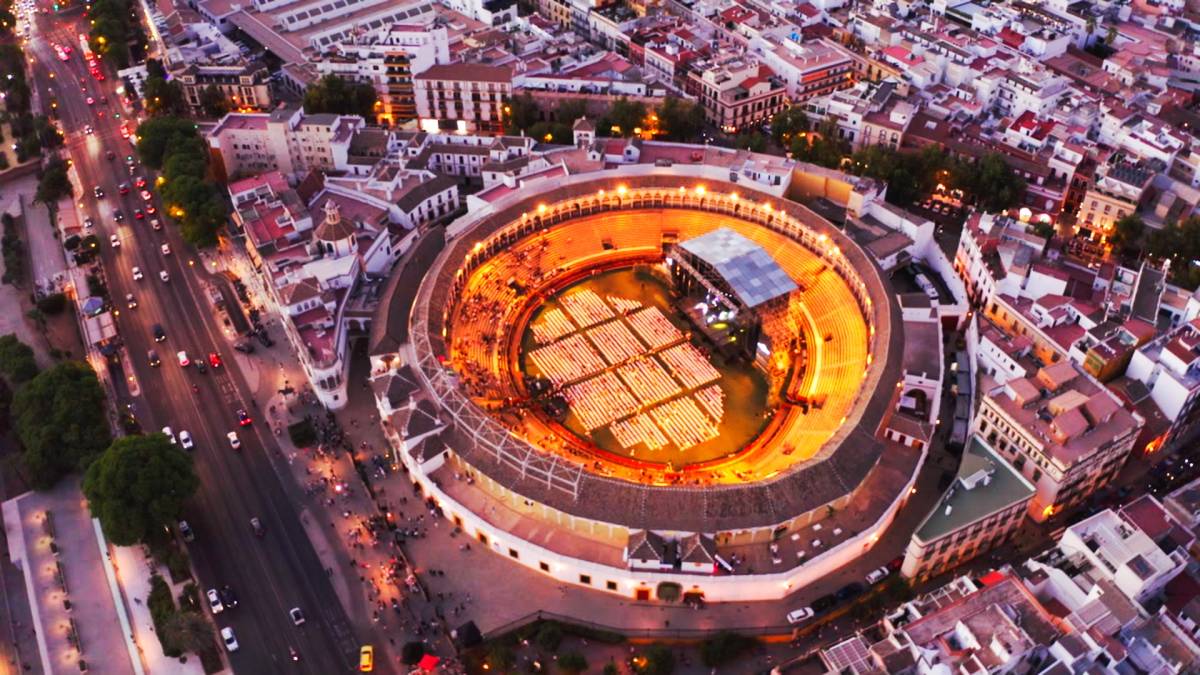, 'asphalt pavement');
26,13,362,673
